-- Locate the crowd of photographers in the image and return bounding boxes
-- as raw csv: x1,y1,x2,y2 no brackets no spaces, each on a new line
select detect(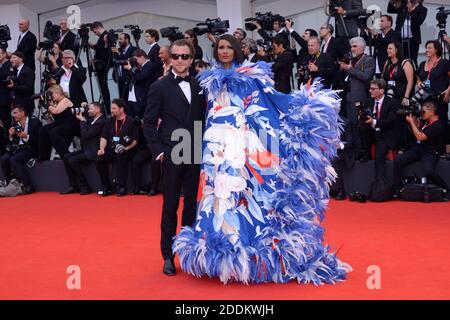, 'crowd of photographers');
0,0,449,200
